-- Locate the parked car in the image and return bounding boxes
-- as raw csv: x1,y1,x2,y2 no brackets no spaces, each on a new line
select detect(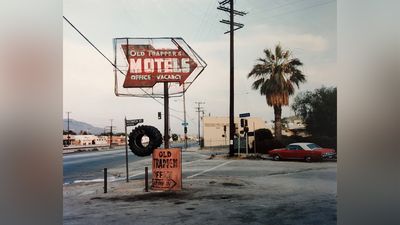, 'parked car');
269,142,336,162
